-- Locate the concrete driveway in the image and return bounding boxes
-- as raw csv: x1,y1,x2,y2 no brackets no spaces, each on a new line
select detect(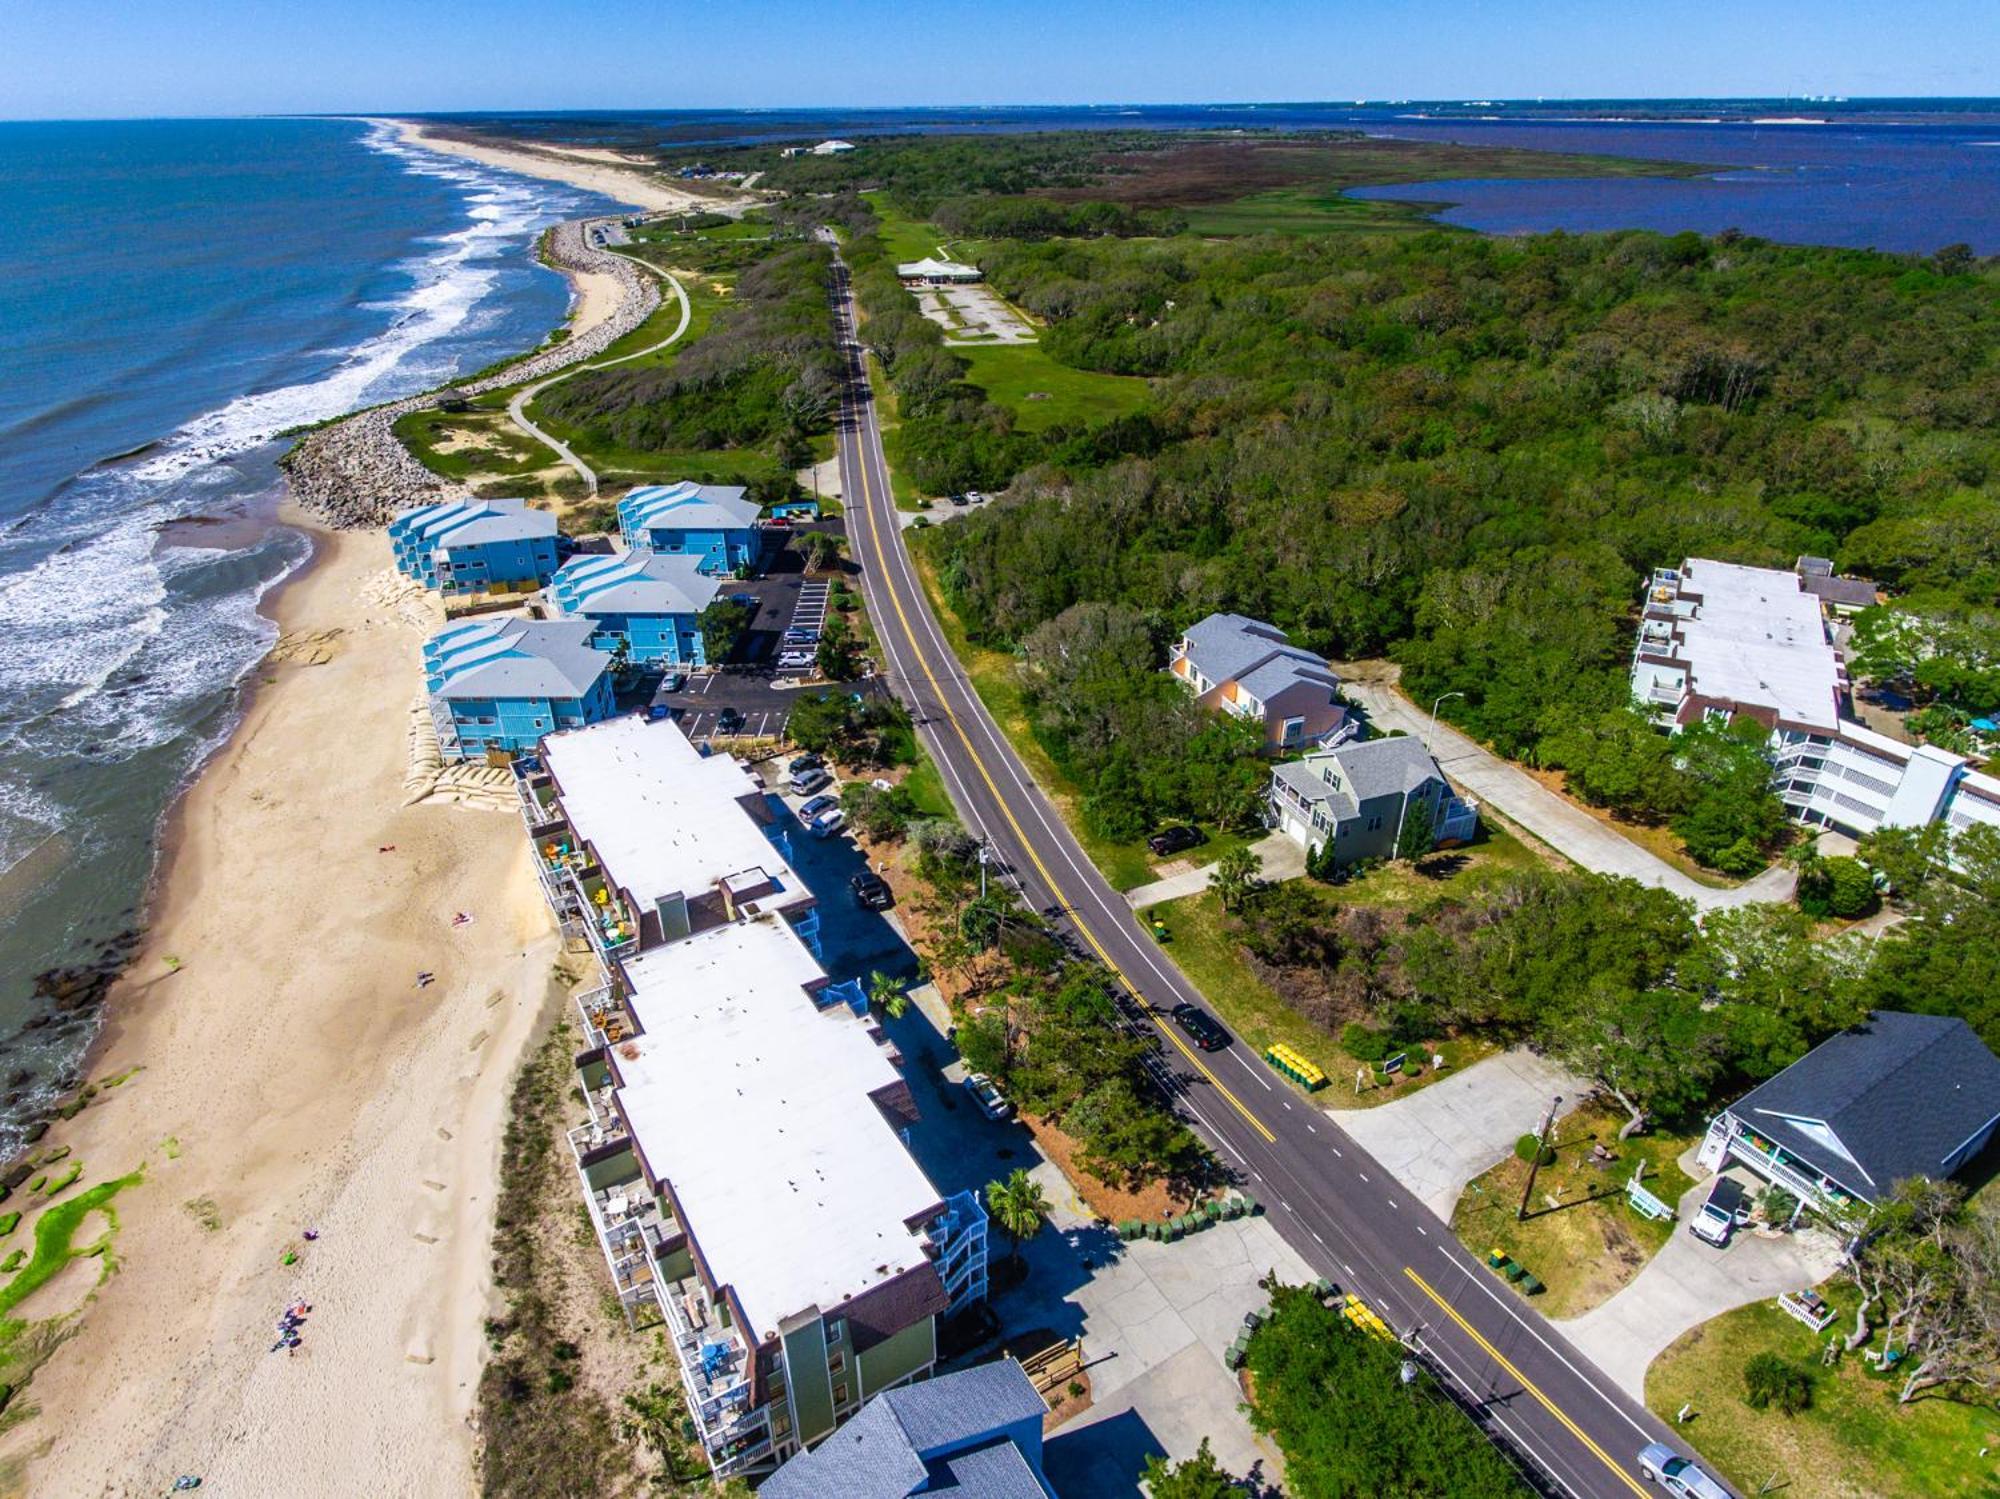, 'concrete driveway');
1124,831,1304,911
1339,677,1795,914
1559,1166,1846,1399
1327,1049,1588,1217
